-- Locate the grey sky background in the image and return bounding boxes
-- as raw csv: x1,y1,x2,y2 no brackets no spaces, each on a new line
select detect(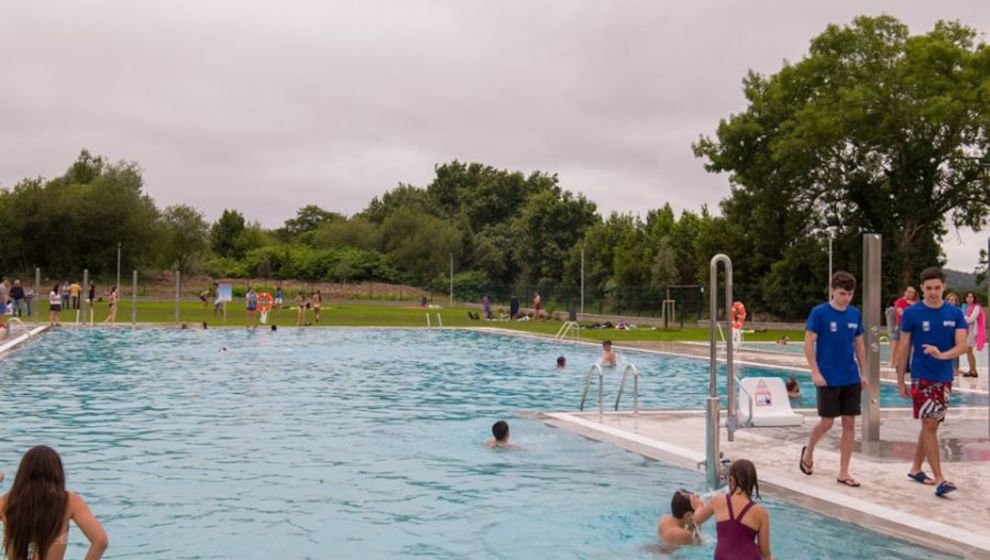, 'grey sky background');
2,1,988,271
